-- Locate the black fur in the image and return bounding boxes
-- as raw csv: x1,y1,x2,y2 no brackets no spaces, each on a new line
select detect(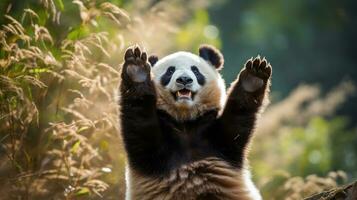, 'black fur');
119,46,271,176
191,65,206,85
160,66,175,86
148,55,159,66
198,44,224,70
